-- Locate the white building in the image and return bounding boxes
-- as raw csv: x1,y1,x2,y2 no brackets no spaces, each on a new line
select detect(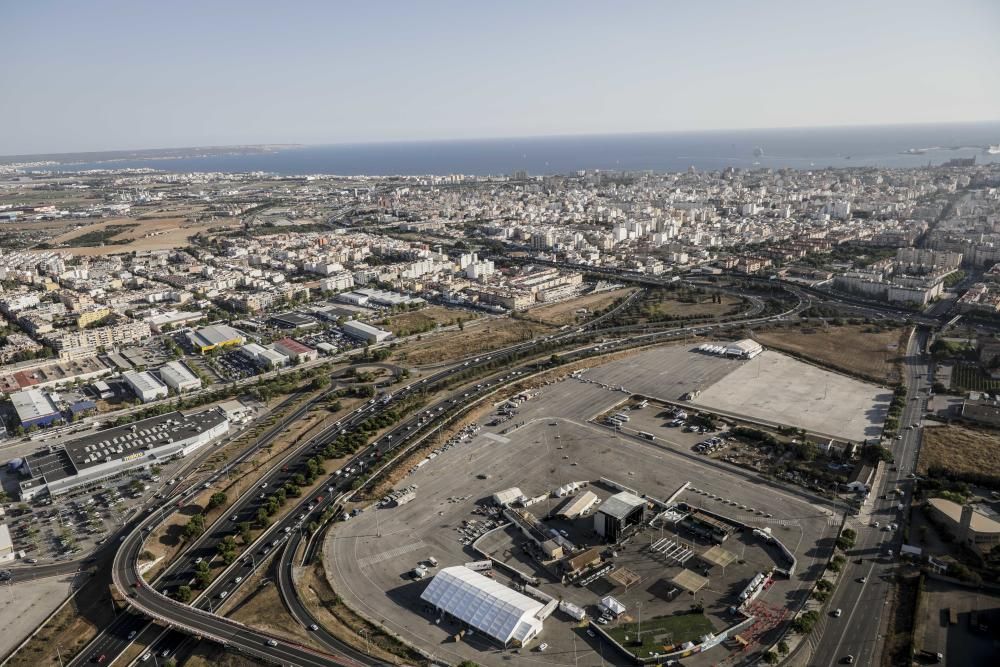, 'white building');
724,339,763,359
341,320,392,343
15,408,229,500
158,361,202,393
240,343,288,369
420,565,545,647
123,370,168,403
